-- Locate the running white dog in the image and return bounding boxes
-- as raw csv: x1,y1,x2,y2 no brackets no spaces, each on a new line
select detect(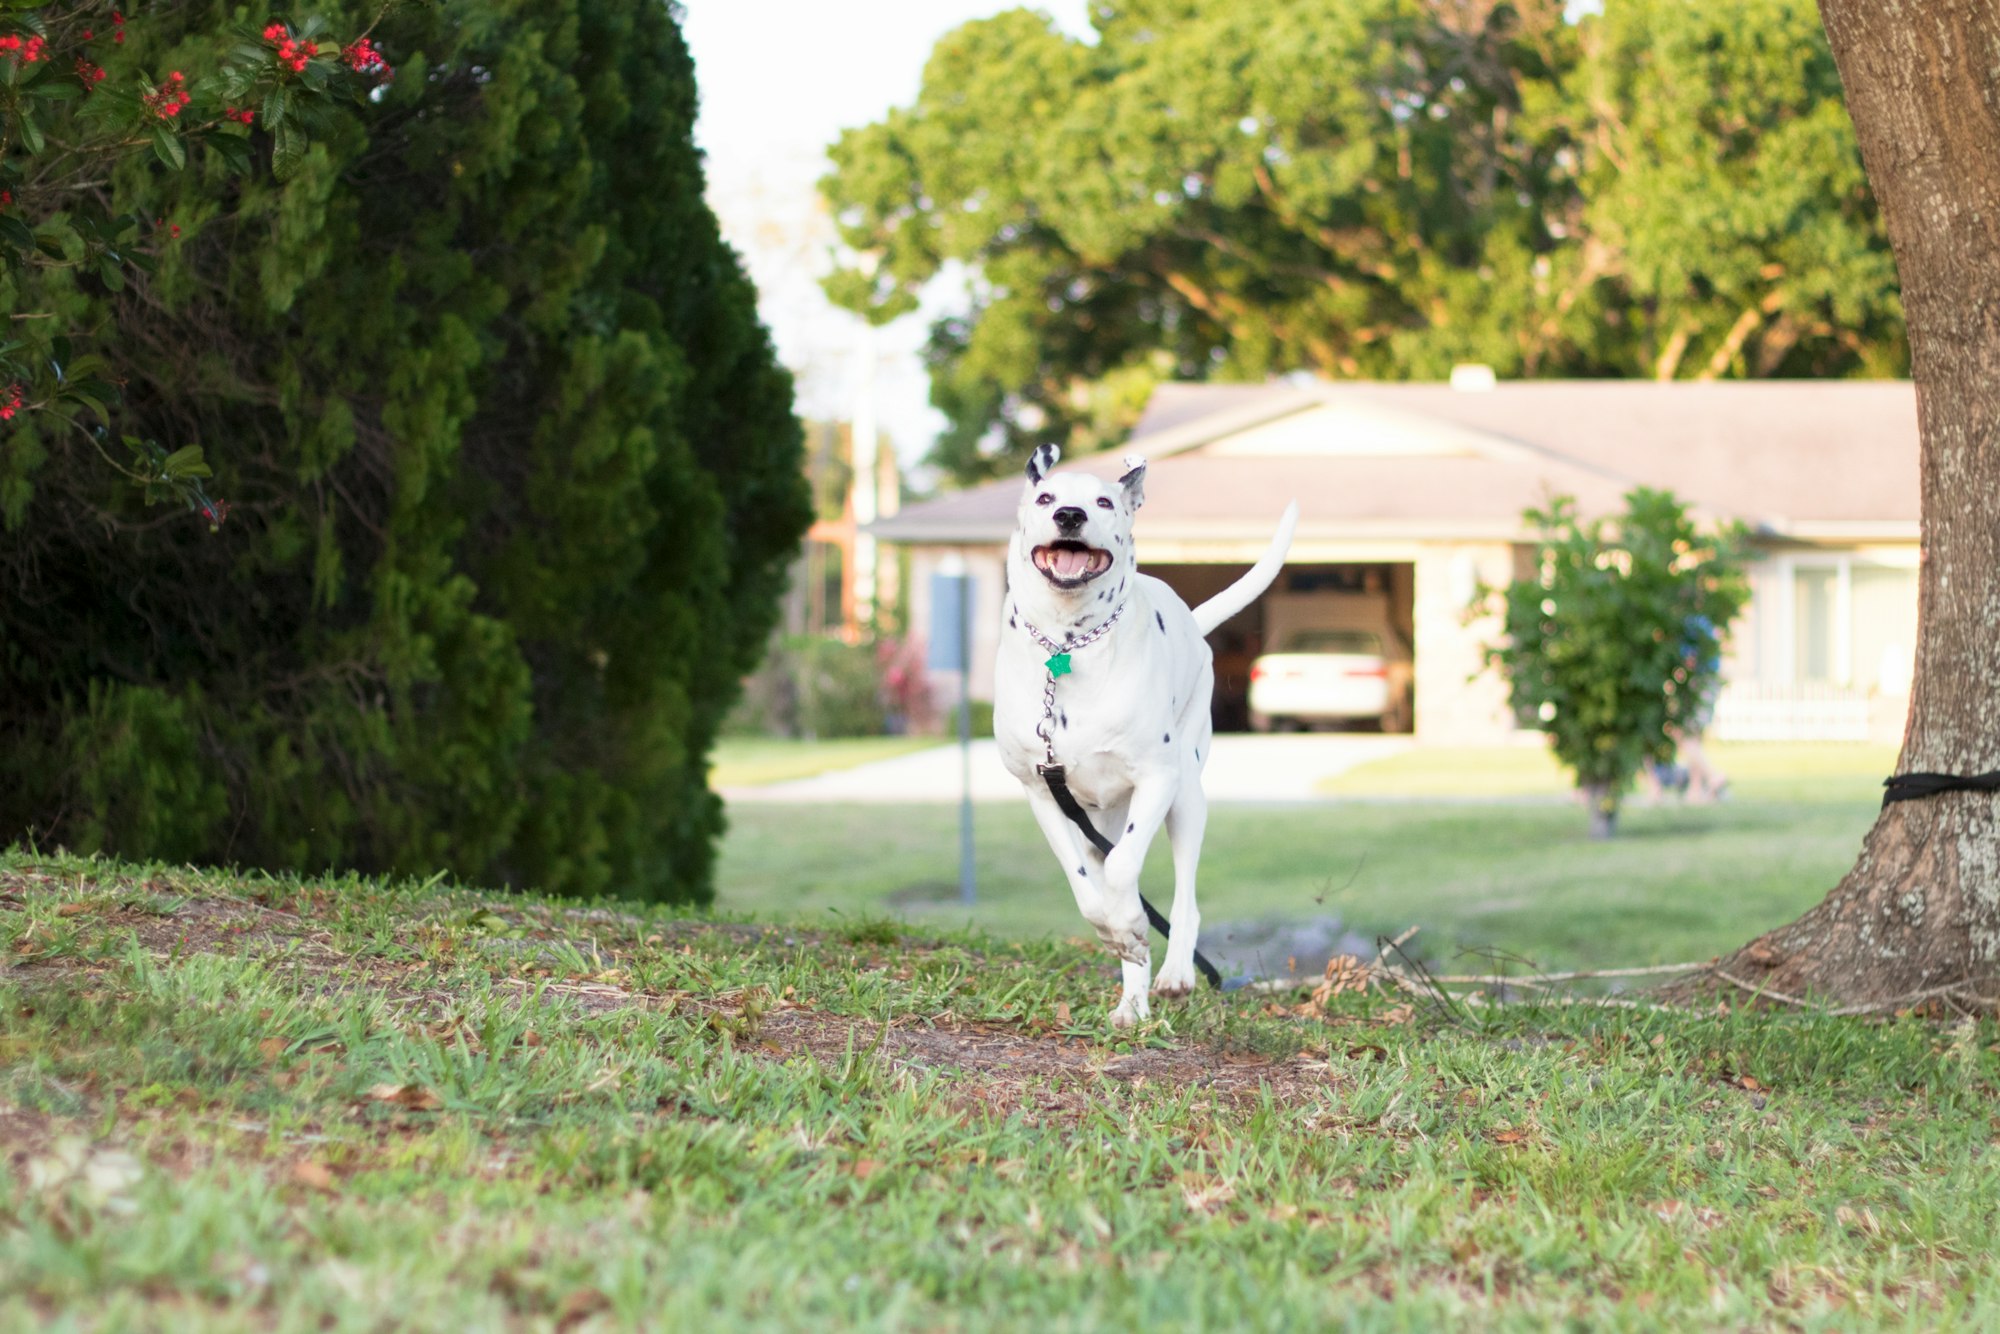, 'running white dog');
994,444,1297,1027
